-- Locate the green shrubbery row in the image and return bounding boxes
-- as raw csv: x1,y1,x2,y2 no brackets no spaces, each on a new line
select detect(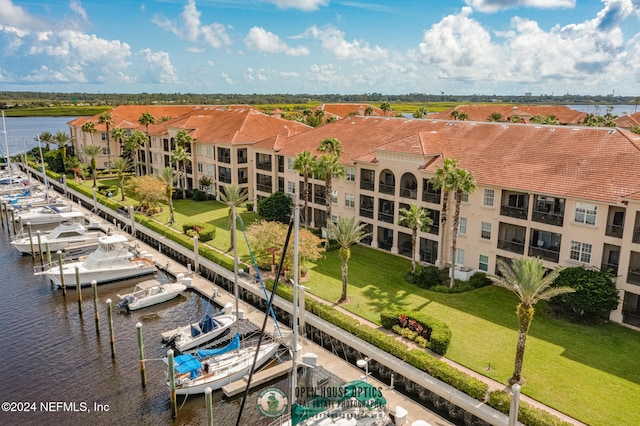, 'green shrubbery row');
488,391,573,426
380,310,451,355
